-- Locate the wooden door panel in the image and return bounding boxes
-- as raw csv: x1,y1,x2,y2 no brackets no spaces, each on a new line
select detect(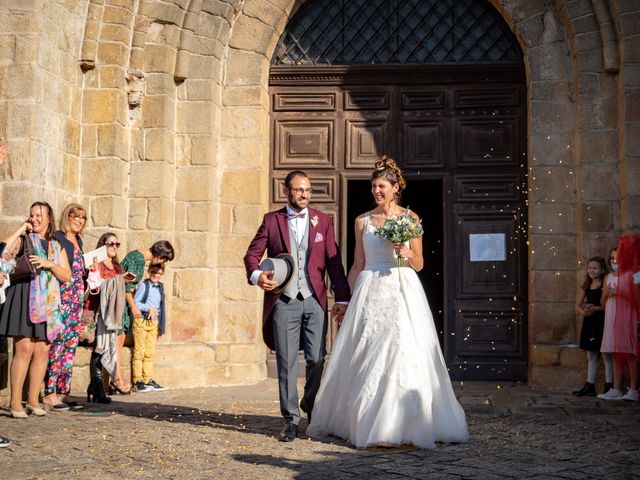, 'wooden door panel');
344,89,390,110
454,174,521,202
401,89,445,110
454,88,520,108
345,119,390,169
273,92,337,111
274,119,335,169
401,119,445,169
454,308,525,356
456,117,518,167
454,210,521,297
